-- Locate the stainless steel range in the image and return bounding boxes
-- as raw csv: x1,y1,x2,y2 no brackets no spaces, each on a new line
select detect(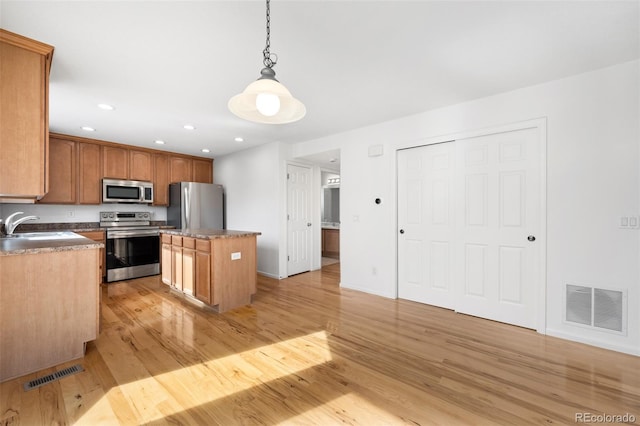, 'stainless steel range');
100,211,160,282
